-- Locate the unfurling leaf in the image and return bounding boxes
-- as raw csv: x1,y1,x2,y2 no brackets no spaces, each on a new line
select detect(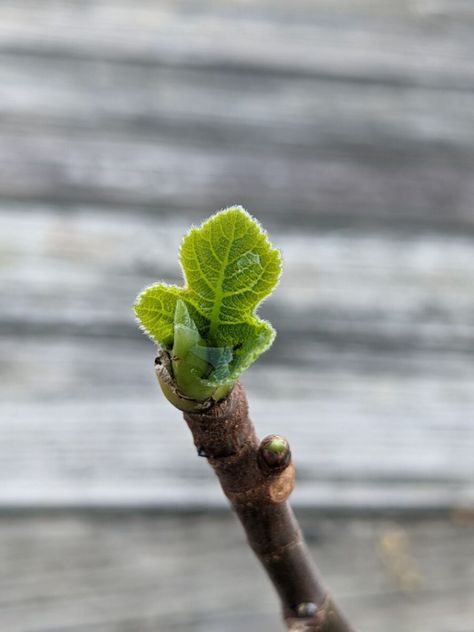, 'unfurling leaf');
134,206,282,401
